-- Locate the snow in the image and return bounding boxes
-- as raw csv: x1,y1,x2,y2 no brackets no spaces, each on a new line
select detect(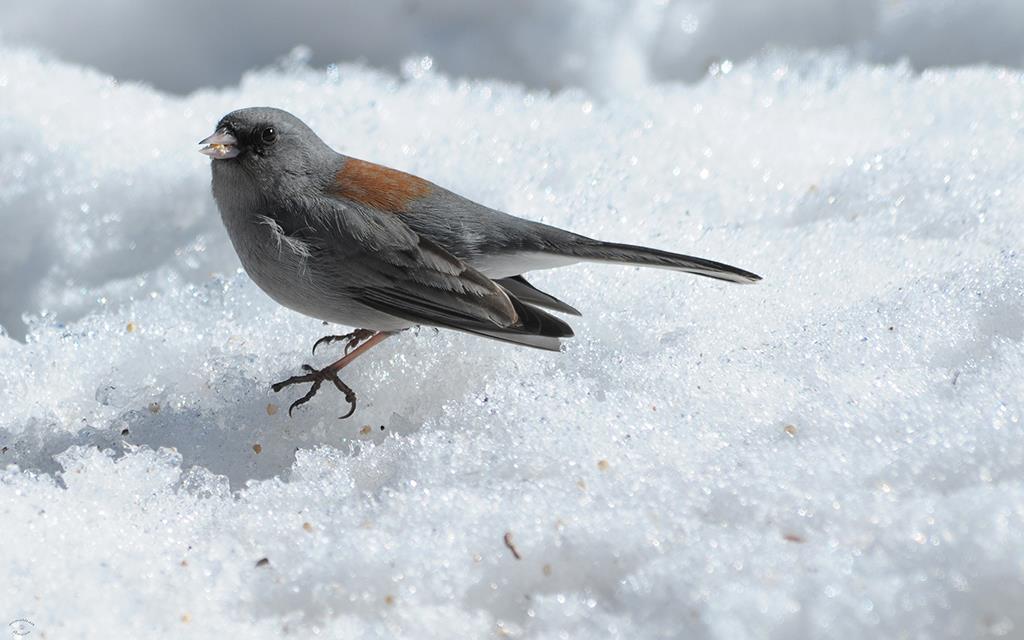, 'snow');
1,0,1023,95
3,42,1024,638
